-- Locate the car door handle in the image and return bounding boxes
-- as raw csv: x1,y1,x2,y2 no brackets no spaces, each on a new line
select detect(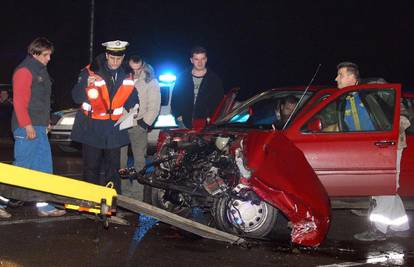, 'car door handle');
374,140,396,147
